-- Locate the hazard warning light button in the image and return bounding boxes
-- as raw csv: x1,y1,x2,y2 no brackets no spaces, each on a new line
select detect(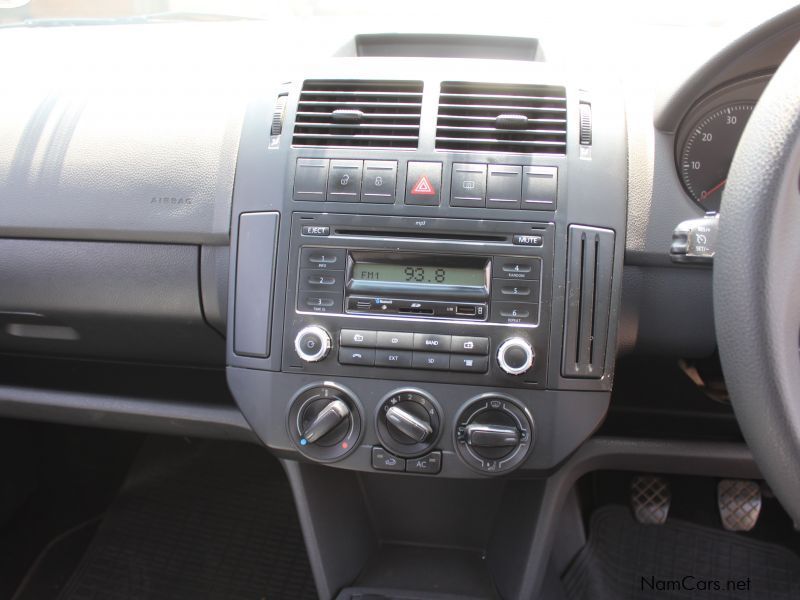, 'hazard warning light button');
405,162,442,206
